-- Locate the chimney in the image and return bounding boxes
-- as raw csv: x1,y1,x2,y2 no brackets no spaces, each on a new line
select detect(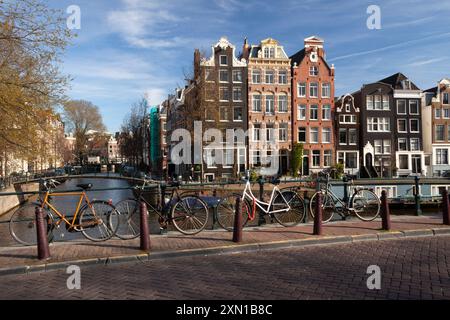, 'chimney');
194,49,201,79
